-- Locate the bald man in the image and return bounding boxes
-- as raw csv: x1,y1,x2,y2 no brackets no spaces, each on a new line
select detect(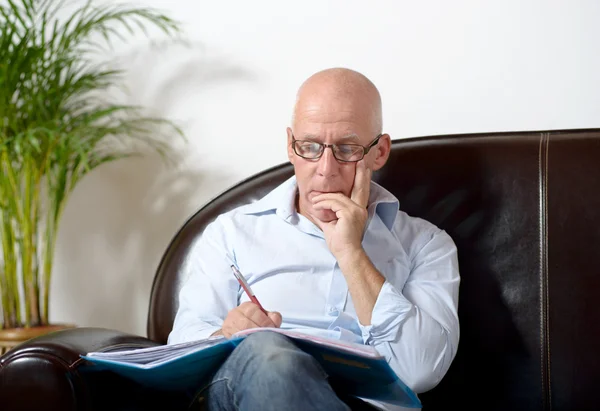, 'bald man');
169,68,460,411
